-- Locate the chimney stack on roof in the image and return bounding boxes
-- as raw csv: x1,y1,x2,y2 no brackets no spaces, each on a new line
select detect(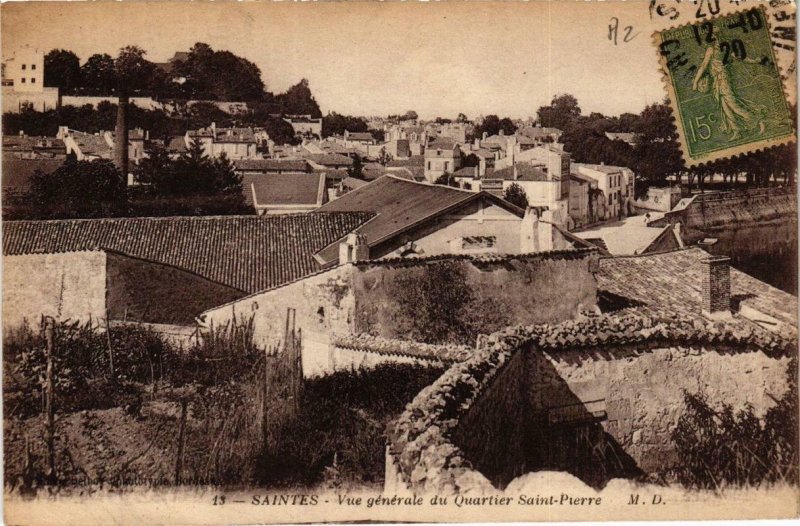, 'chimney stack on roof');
339,232,369,264
701,256,732,320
